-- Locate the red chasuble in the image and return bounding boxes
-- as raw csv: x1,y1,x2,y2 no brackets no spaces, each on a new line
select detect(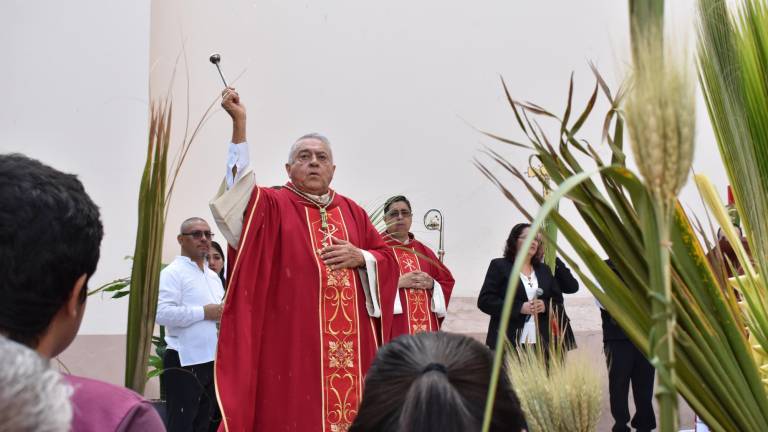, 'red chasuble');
383,233,455,338
216,184,398,432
